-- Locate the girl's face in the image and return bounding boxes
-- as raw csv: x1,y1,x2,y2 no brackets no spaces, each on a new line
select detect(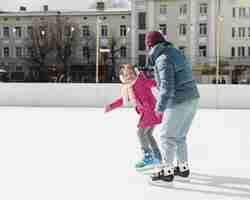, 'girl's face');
122,67,137,83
